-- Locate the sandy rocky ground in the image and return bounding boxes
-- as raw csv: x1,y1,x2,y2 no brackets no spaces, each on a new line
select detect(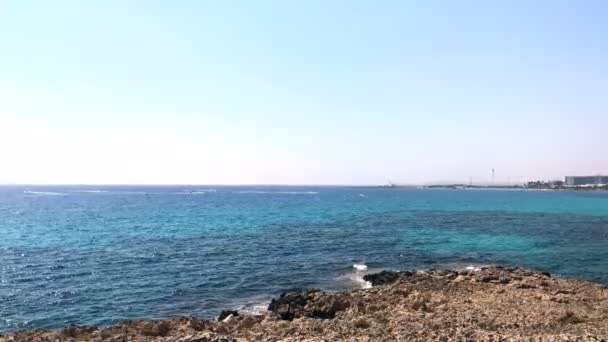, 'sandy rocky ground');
2,266,608,341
